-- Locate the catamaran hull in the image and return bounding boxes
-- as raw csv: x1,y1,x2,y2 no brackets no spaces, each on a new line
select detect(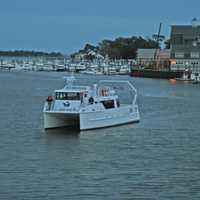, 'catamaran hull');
80,105,140,130
44,112,79,129
44,105,140,130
